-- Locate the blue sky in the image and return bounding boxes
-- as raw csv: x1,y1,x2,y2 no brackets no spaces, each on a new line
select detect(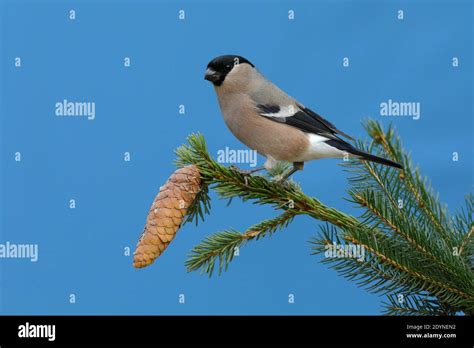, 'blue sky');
0,0,472,315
